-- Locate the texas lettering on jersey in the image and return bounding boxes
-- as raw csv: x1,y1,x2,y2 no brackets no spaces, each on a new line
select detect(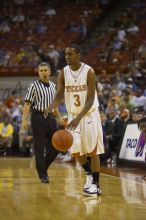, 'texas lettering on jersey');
65,85,87,92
